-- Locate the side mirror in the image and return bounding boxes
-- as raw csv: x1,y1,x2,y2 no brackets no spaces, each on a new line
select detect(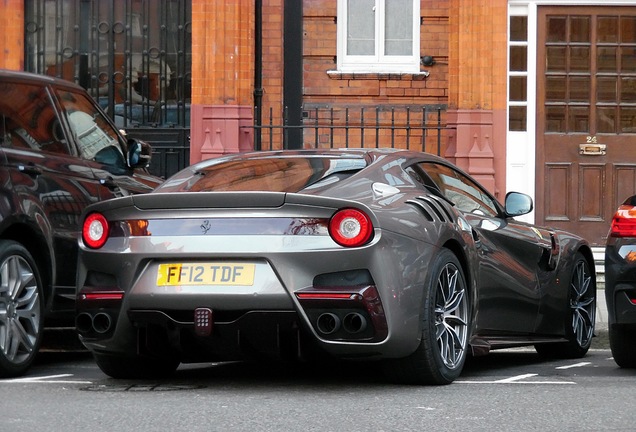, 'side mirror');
126,138,152,169
505,192,533,216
